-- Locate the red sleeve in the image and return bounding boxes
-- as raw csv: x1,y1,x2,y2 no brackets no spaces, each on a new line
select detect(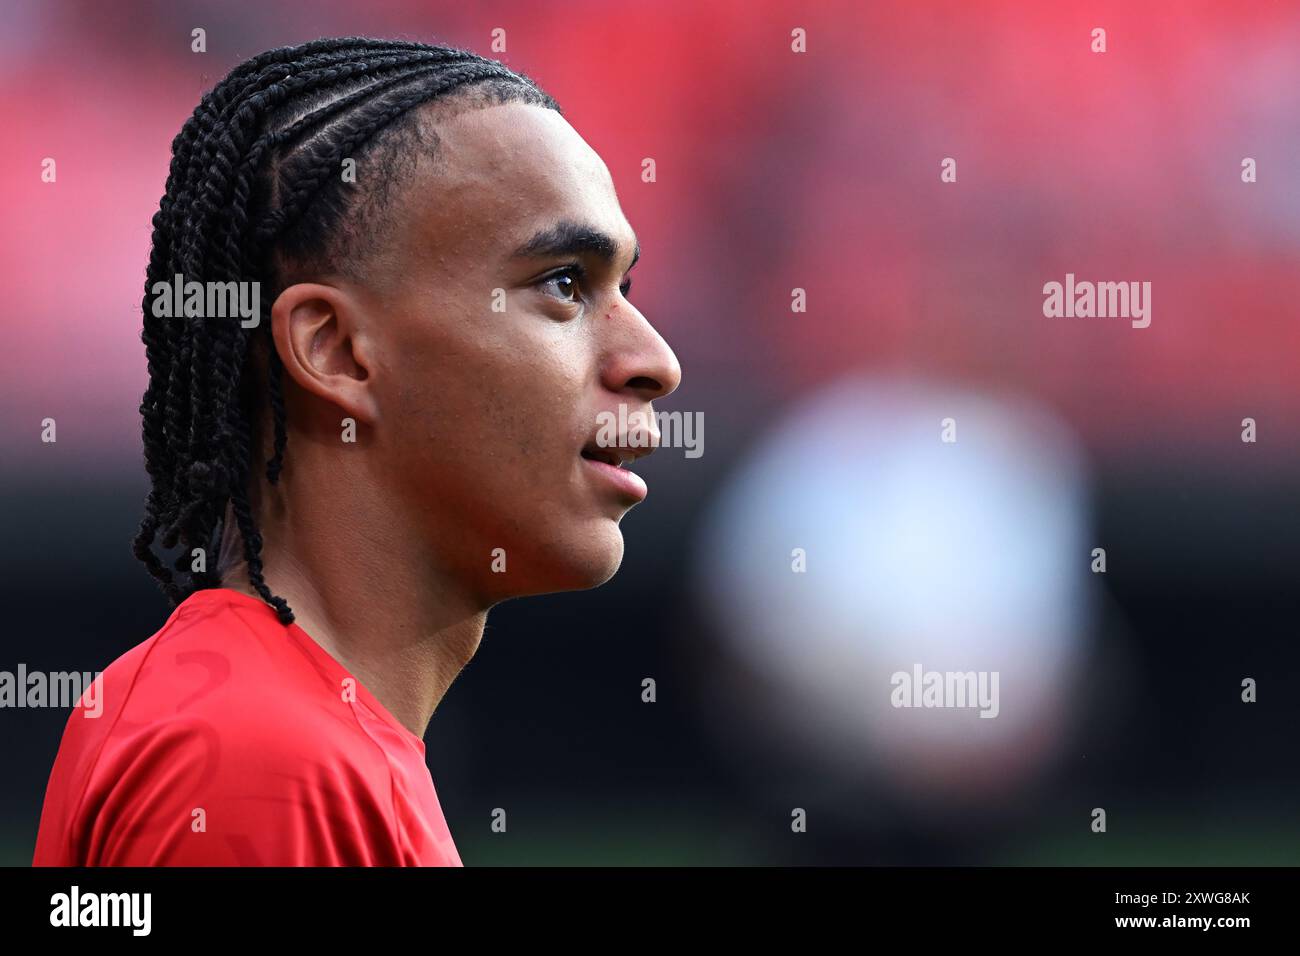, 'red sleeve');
37,714,406,867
